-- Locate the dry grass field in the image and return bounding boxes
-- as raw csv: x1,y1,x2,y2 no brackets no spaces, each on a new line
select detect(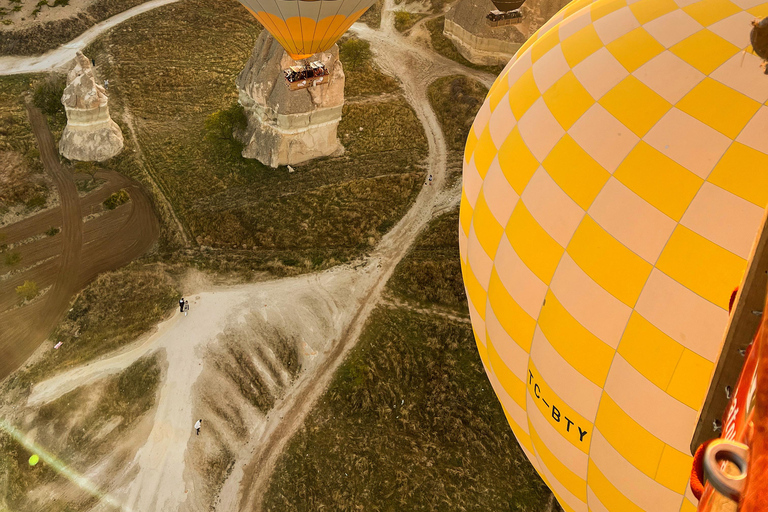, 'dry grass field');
263,207,556,511
82,0,427,276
